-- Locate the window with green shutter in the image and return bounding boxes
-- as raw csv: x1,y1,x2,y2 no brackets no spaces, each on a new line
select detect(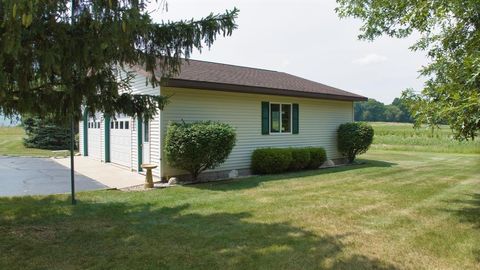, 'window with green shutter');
261,102,299,135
